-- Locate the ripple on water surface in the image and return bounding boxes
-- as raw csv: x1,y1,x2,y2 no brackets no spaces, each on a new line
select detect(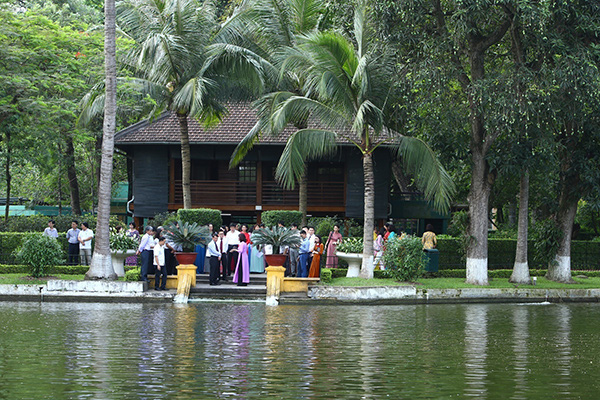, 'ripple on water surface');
1,302,600,399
